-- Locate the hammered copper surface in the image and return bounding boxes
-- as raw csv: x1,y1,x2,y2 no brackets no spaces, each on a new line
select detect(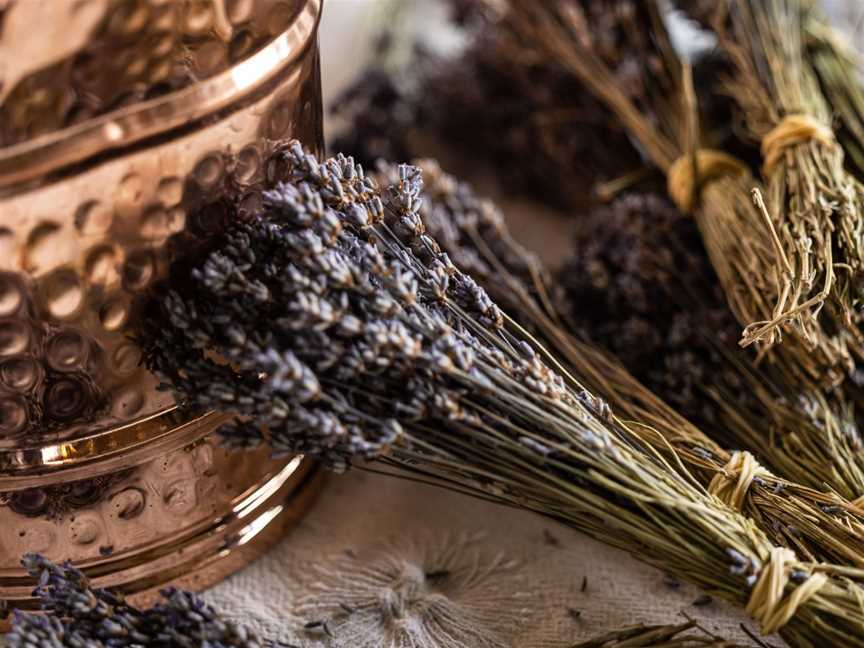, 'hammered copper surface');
0,0,323,453
0,0,308,146
1,448,325,615
0,0,324,608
